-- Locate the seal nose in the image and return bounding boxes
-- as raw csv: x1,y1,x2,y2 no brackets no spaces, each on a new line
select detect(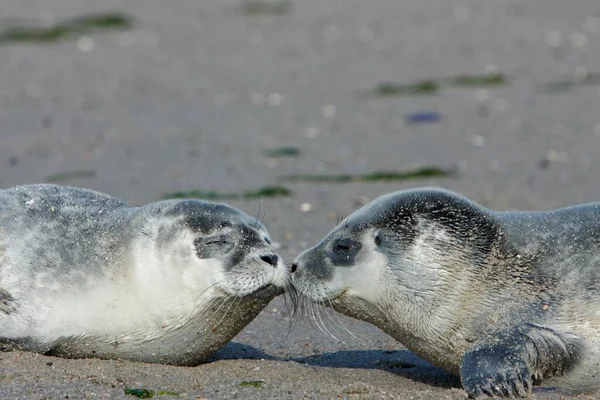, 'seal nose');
260,254,279,267
290,263,298,273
